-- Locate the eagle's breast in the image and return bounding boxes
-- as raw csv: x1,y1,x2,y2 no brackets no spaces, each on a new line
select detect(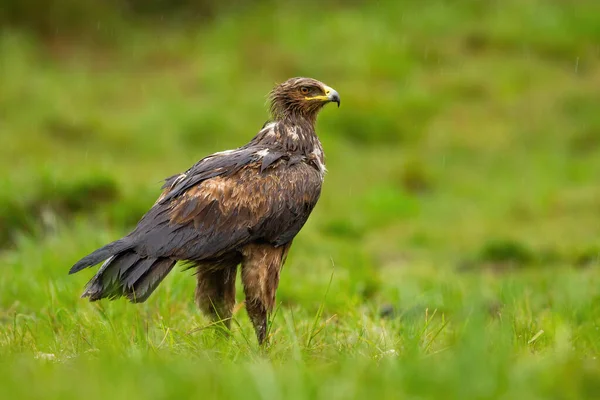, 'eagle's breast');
255,120,326,177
